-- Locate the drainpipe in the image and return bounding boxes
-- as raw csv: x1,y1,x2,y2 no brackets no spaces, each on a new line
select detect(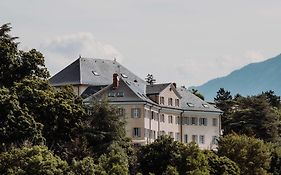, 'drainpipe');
158,107,162,138
180,110,184,142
